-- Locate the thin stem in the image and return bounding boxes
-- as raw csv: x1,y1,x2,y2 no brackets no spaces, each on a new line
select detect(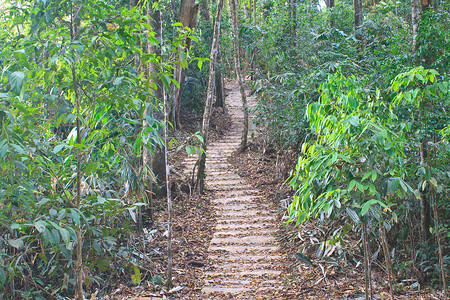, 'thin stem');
163,86,173,290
